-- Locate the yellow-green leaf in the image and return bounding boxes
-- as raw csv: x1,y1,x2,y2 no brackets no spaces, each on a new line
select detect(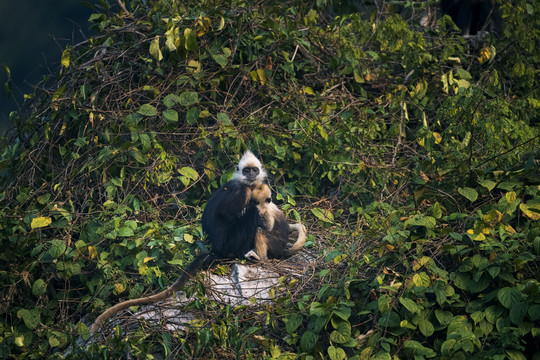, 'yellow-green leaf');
184,233,194,243
149,36,163,61
61,49,70,68
506,191,517,203
88,246,98,259
256,68,267,85
218,16,225,31
520,203,540,220
31,216,52,229
15,335,24,347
